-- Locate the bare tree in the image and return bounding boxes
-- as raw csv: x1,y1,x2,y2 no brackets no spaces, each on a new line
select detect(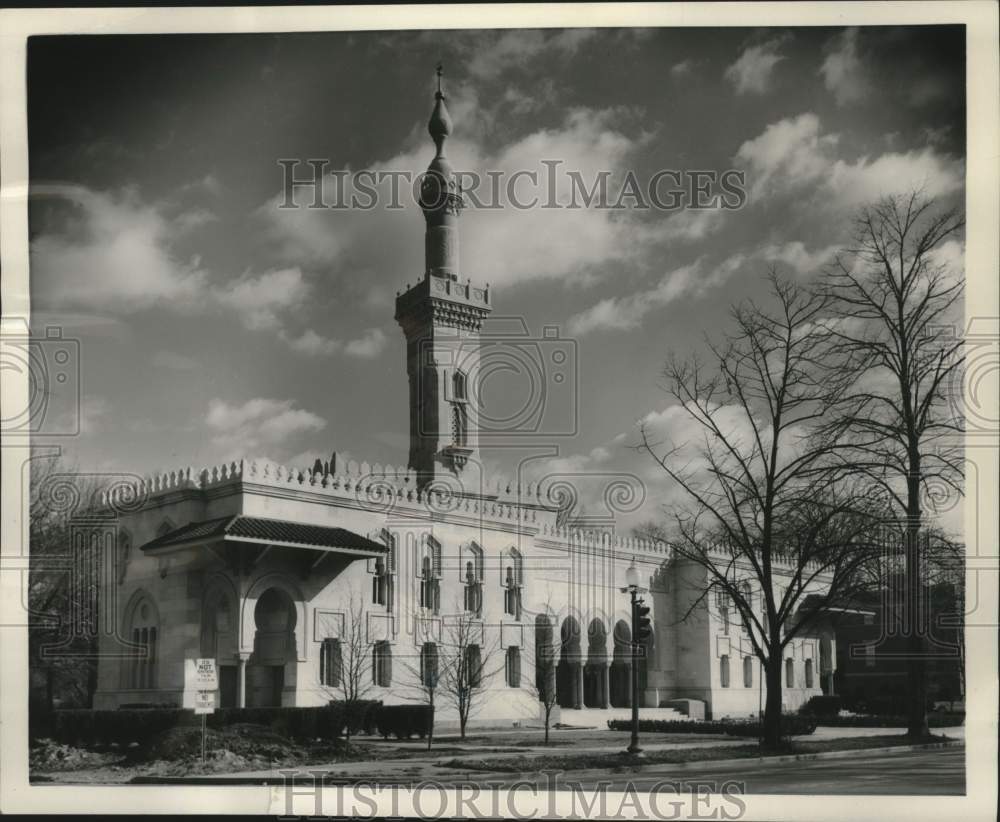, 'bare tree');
329,593,374,749
398,639,441,751
436,609,499,739
525,607,559,745
29,452,102,714
638,273,883,749
818,191,965,738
